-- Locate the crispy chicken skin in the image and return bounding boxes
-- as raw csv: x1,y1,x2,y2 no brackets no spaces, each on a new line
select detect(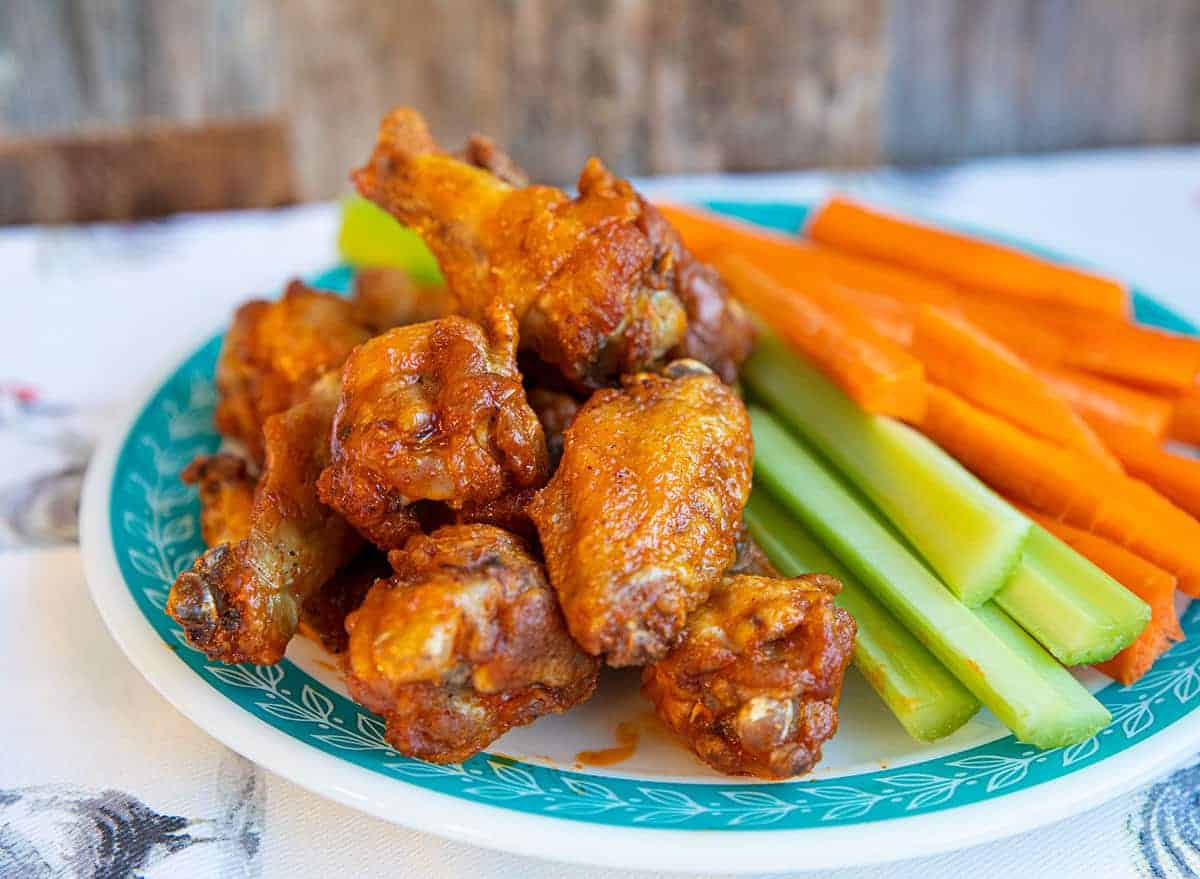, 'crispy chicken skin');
354,107,697,388
727,523,779,579
642,573,856,779
215,280,370,462
453,488,540,544
345,525,599,763
456,134,529,186
317,309,548,550
181,453,257,547
528,362,754,667
299,548,391,654
350,267,452,333
526,387,581,471
168,374,362,664
636,201,757,384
